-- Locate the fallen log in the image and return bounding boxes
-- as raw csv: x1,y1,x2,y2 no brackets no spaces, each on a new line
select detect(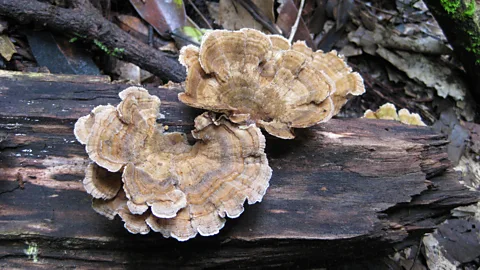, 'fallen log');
0,72,478,268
